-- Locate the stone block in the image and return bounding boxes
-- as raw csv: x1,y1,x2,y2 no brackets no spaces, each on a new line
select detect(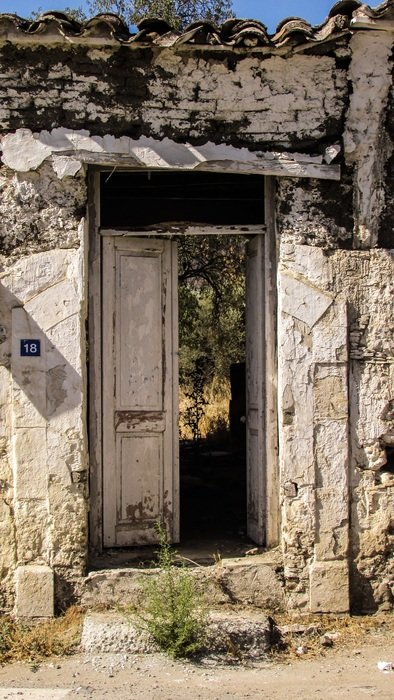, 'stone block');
13,427,48,499
14,499,50,562
24,279,79,332
81,612,155,654
11,307,46,373
11,384,47,427
1,249,72,305
15,565,54,618
46,314,81,371
312,301,347,364
315,523,348,562
314,365,347,420
0,366,11,418
314,421,349,489
310,561,349,613
279,271,333,329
